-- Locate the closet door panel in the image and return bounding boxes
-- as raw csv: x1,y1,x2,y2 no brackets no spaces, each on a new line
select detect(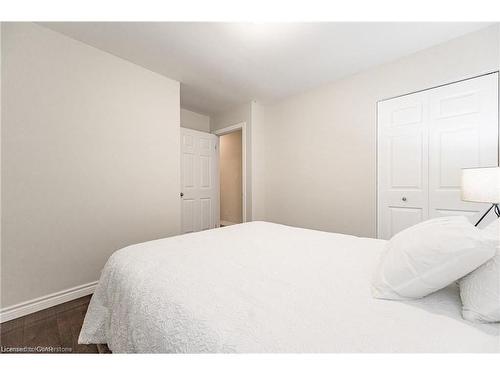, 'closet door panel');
428,73,498,225
377,93,429,239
